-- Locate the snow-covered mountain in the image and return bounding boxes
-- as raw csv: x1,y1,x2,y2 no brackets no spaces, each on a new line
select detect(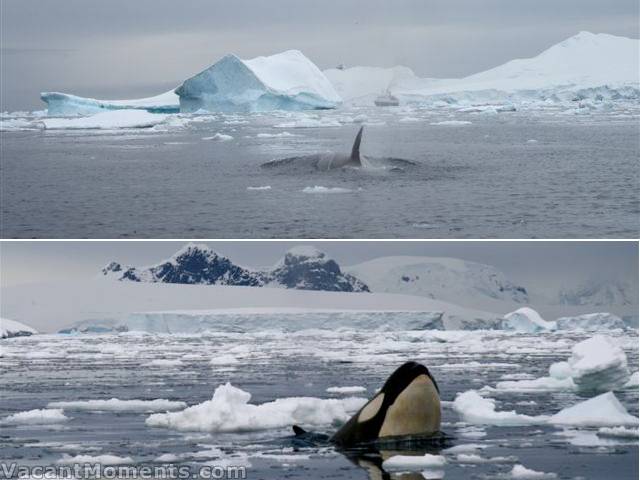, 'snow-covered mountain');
558,278,637,307
1,318,37,339
325,32,639,106
345,256,528,306
103,244,368,293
